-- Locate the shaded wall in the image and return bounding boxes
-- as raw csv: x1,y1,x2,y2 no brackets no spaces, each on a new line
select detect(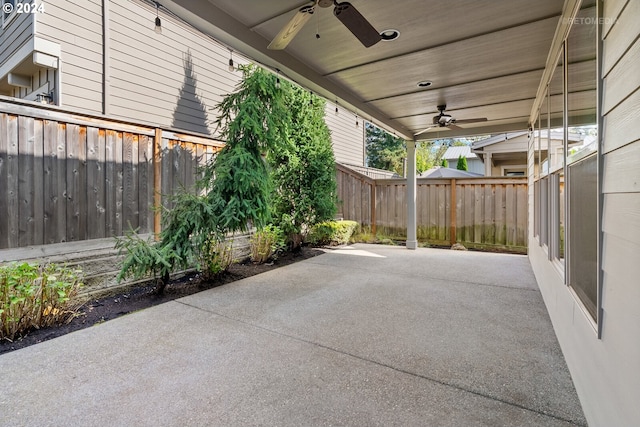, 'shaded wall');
0,99,222,249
